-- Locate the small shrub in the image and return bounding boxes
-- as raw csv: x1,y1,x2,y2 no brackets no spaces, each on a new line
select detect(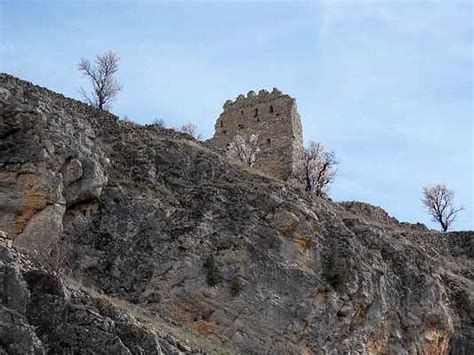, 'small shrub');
322,249,347,291
241,349,259,355
95,296,113,313
180,121,202,140
230,275,242,297
28,238,72,276
203,254,222,287
153,117,165,127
